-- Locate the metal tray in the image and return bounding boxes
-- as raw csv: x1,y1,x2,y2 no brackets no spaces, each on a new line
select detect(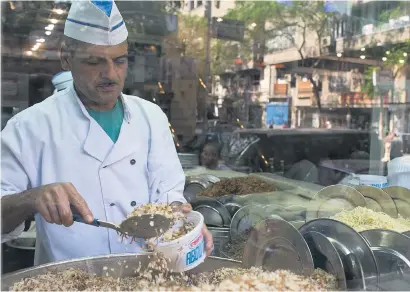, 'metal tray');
191,196,231,227
1,254,242,290
356,185,398,218
306,185,366,221
184,176,214,202
382,186,410,219
360,229,410,277
302,231,347,290
230,204,268,242
243,218,314,276
299,218,379,290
